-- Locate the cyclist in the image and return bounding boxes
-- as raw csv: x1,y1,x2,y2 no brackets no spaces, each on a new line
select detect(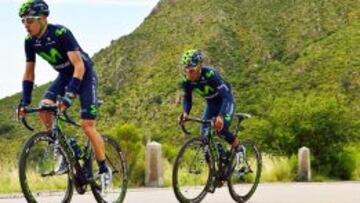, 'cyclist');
178,49,242,153
18,0,111,191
